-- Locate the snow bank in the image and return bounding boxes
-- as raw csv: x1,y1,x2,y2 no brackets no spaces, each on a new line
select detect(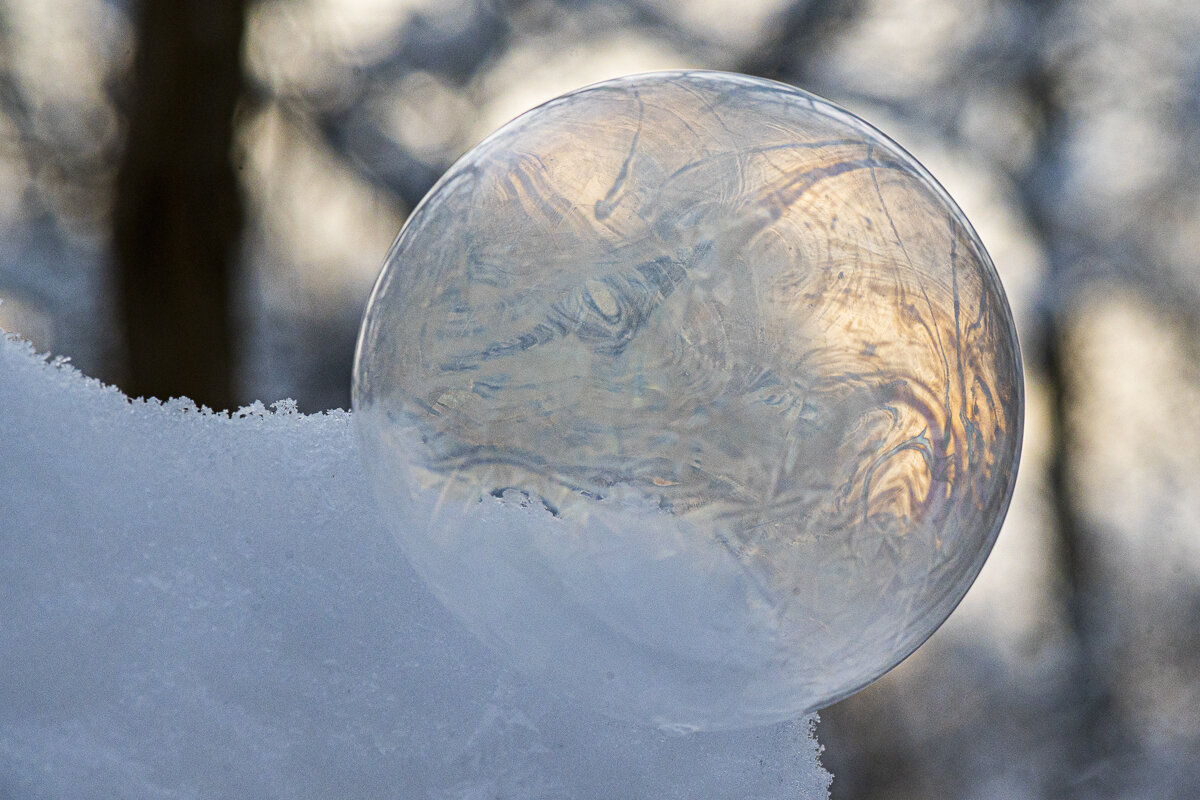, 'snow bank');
0,331,829,799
